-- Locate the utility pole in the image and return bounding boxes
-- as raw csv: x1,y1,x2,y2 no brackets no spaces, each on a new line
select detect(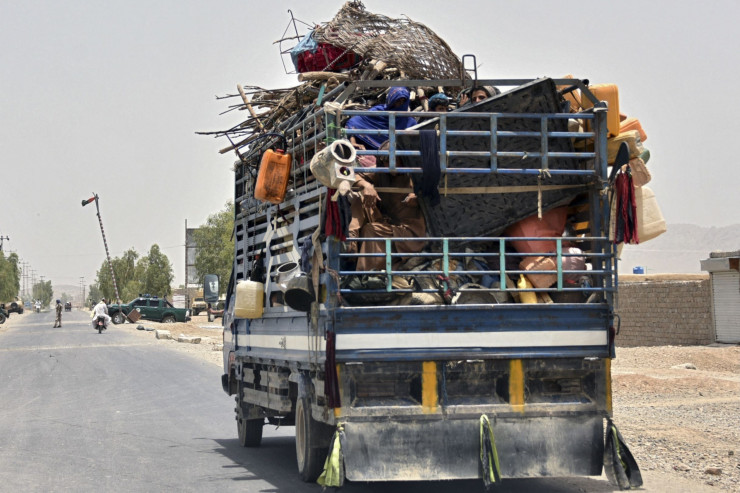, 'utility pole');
39,276,45,306
20,261,25,299
0,235,8,252
82,193,120,304
79,276,85,308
